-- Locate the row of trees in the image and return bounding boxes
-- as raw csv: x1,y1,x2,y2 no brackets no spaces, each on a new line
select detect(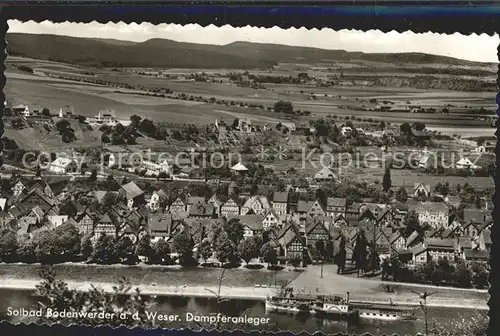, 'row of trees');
381,255,490,289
